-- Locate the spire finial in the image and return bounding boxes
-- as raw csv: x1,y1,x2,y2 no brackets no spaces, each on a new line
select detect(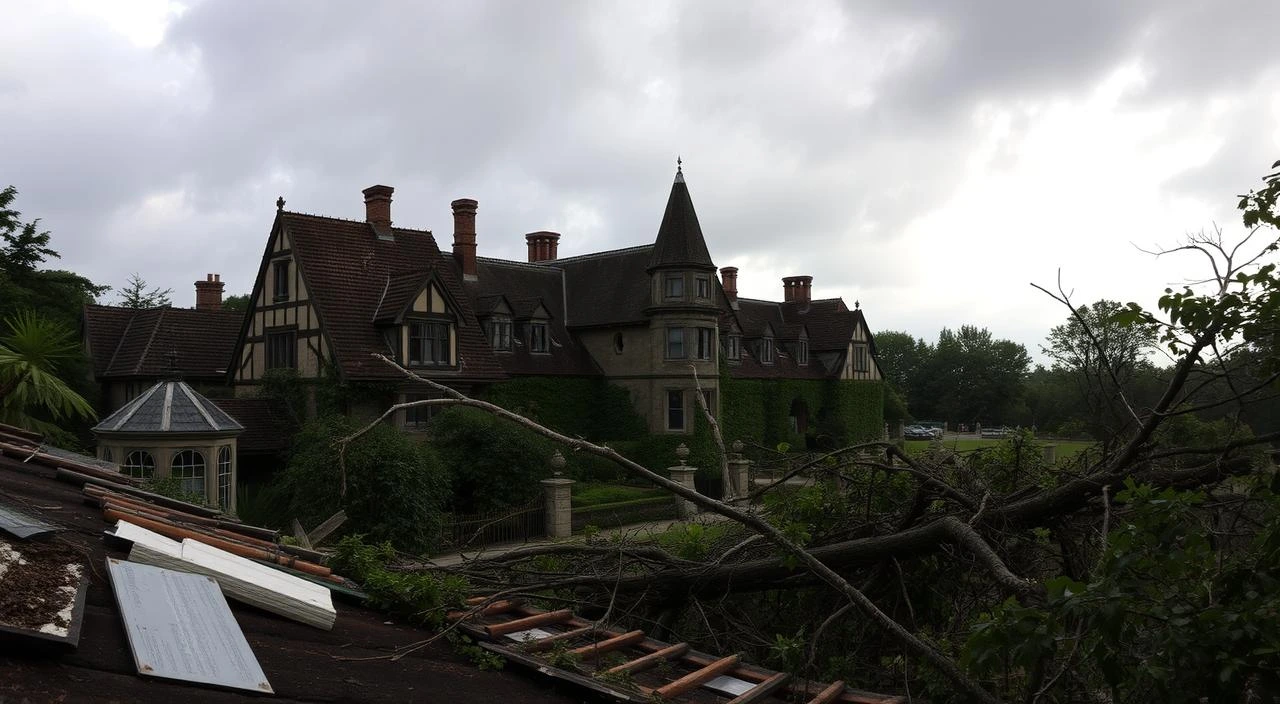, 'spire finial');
855,299,860,310
674,156,685,184
276,196,285,211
